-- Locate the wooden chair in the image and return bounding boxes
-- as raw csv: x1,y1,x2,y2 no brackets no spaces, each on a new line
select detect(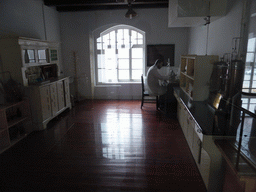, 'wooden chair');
141,75,159,110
